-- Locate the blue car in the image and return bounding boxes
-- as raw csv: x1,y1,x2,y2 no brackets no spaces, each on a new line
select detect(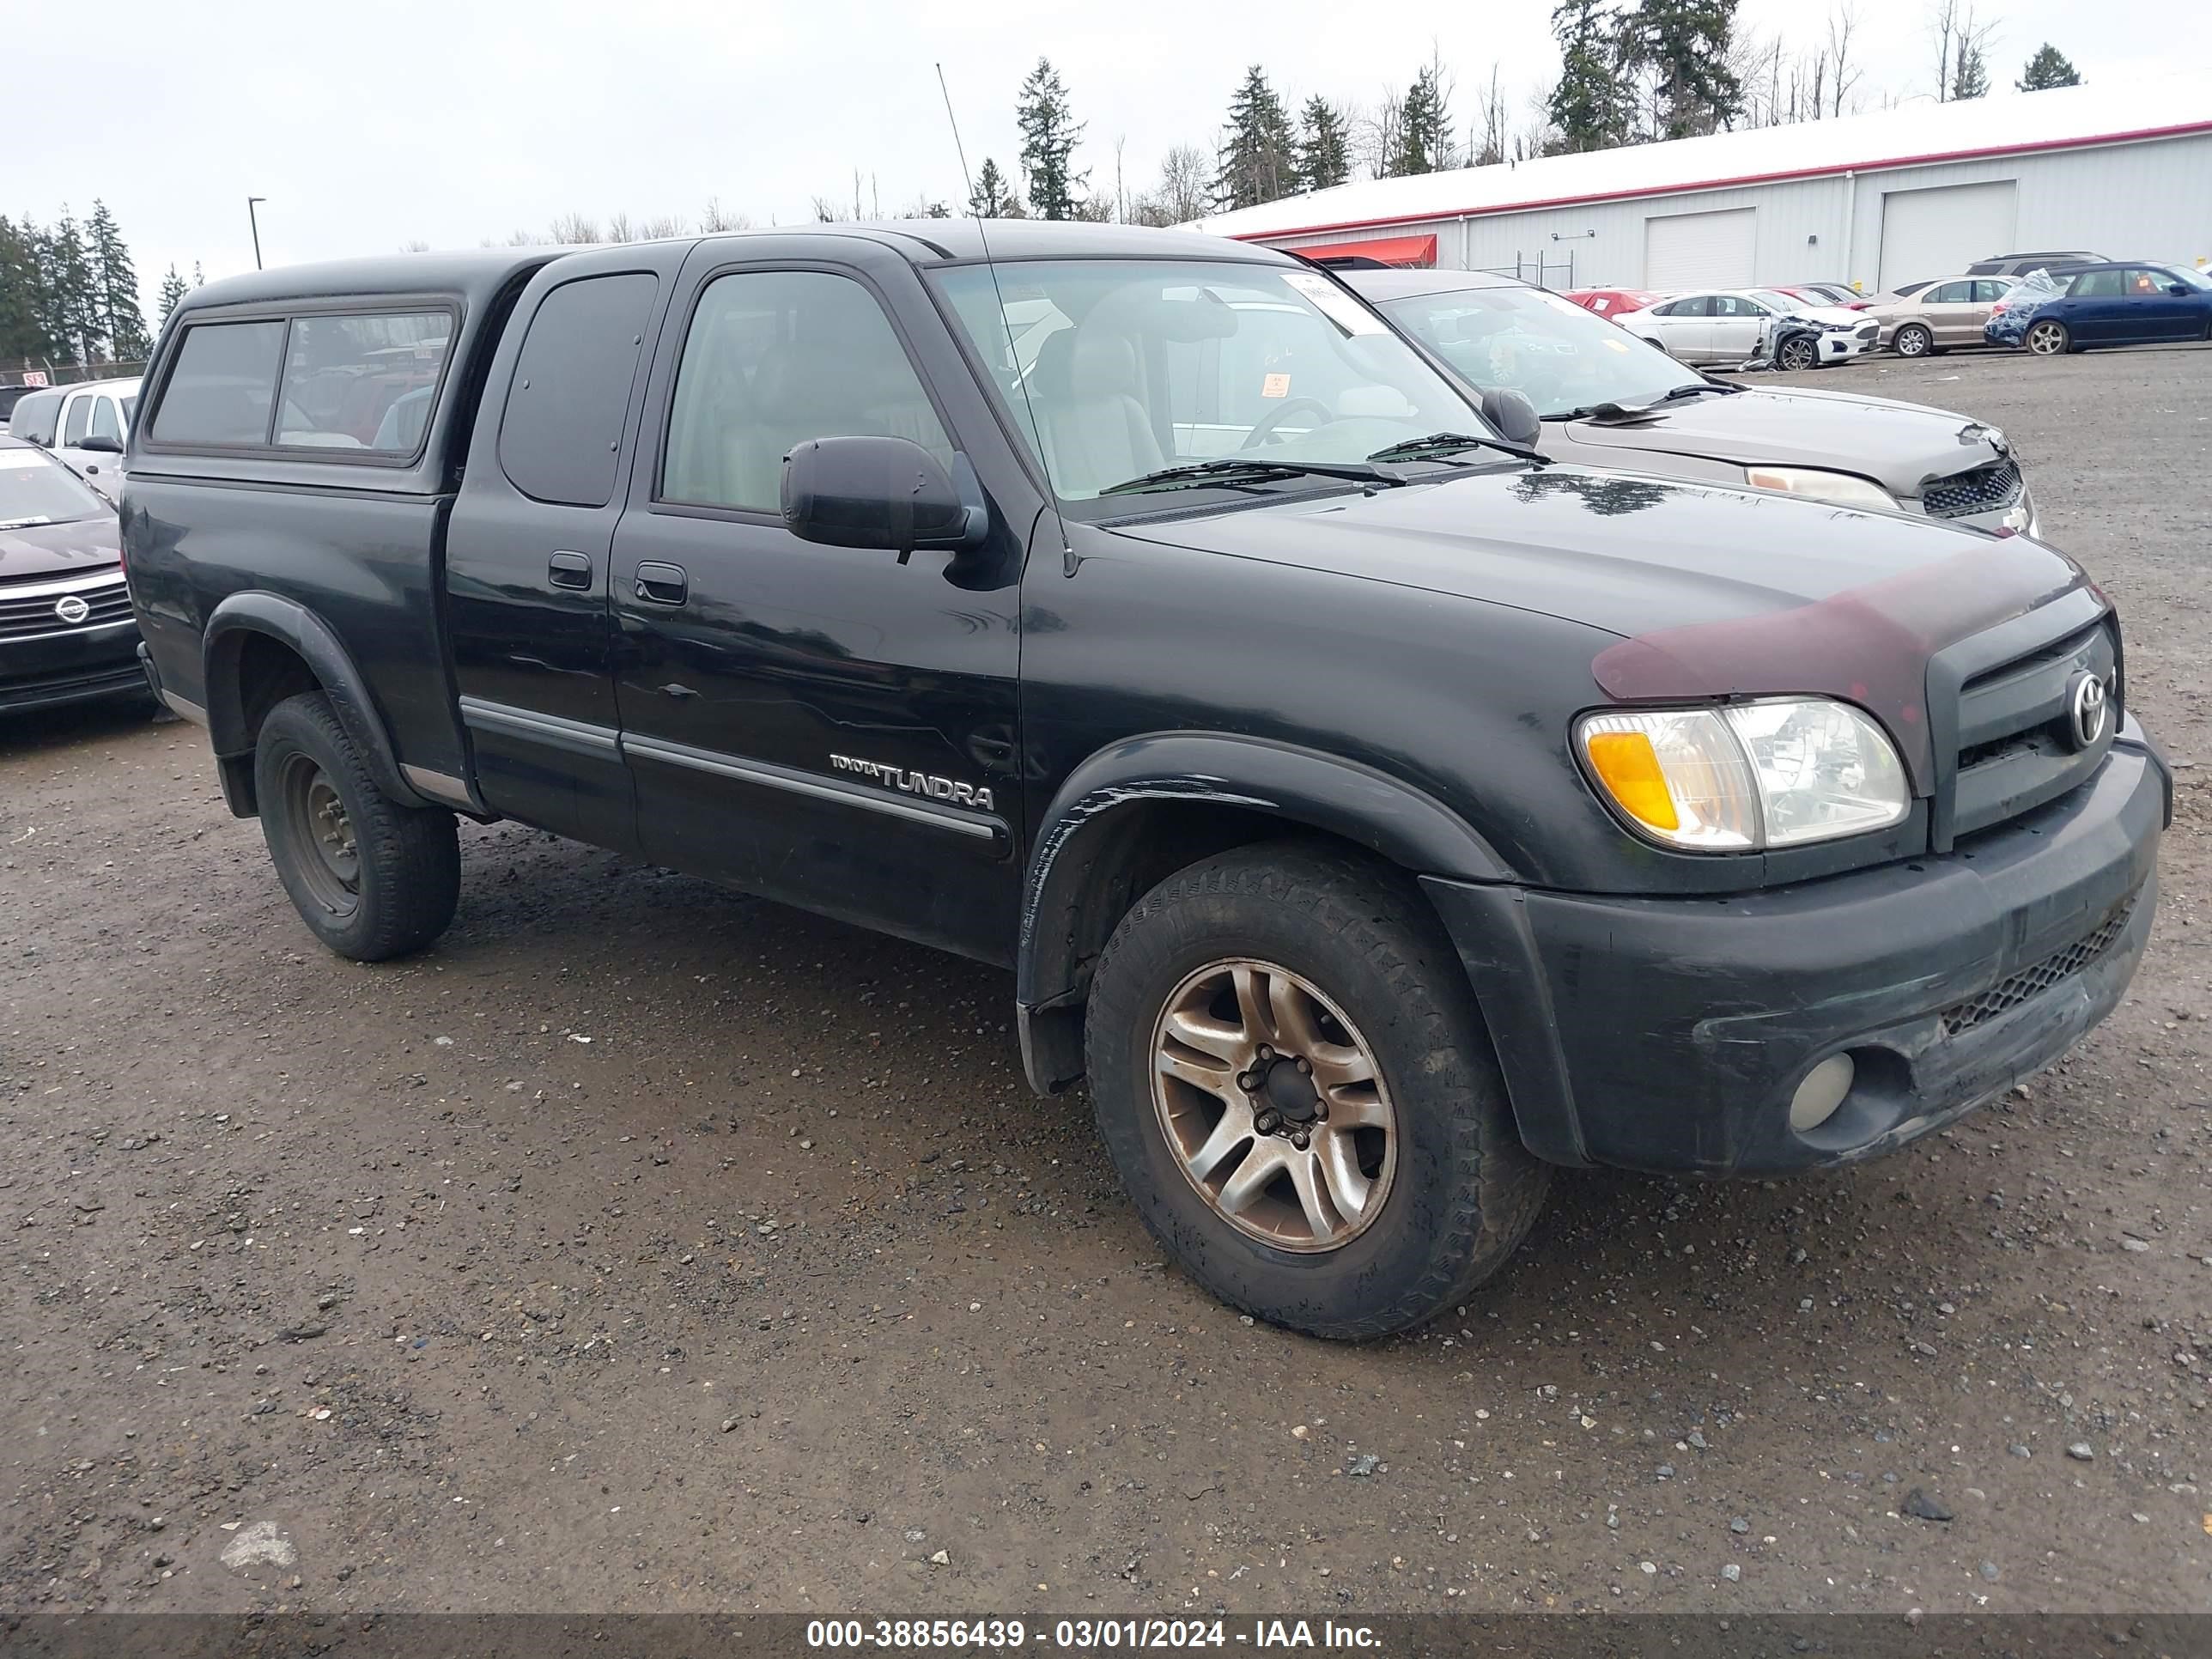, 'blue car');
1985,261,2212,356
